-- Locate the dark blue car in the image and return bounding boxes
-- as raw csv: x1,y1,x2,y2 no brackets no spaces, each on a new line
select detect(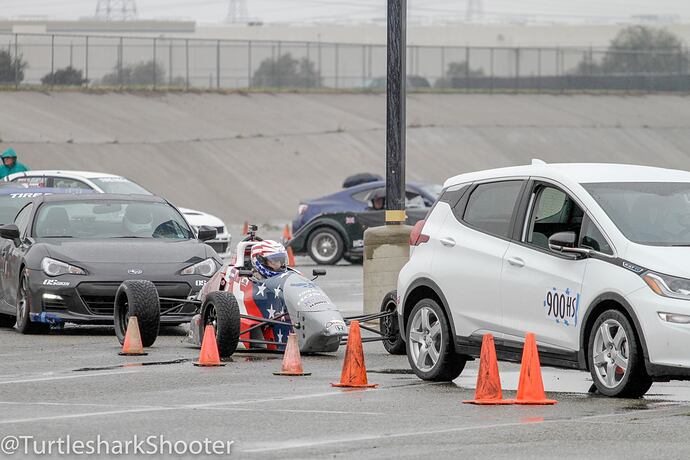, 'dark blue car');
291,179,441,264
